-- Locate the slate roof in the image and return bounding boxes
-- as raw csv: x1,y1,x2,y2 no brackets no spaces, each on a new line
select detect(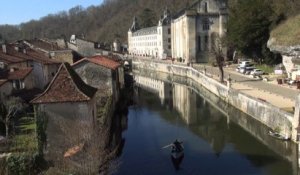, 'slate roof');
132,26,158,36
73,55,121,70
31,63,97,104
